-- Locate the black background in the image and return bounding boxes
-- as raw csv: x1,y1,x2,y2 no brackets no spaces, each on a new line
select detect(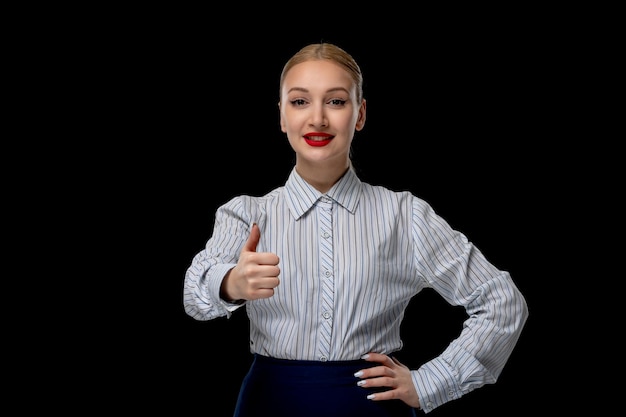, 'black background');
36,7,611,416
